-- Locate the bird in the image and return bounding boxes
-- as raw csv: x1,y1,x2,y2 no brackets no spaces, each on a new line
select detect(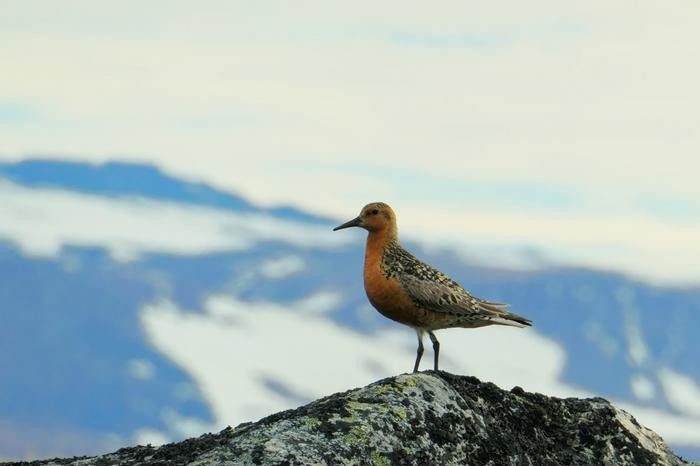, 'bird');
333,202,532,373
